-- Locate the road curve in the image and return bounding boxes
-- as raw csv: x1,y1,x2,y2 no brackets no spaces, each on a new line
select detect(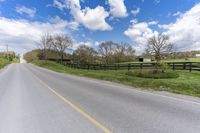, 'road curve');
0,63,200,133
